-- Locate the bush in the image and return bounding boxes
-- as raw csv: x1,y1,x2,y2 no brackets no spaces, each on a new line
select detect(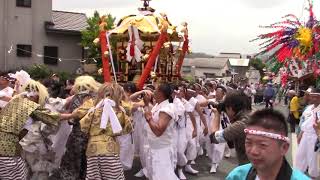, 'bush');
25,64,75,82
183,75,195,83
26,64,51,80
56,71,75,82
